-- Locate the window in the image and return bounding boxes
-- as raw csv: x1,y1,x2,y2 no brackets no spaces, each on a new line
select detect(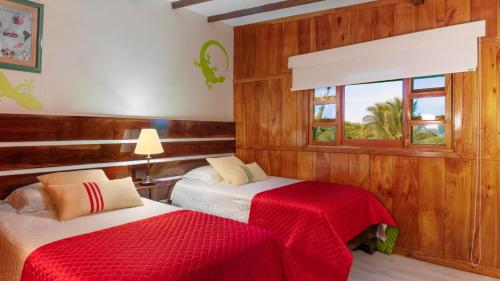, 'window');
407,75,449,146
344,80,403,144
309,75,451,149
310,87,338,144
